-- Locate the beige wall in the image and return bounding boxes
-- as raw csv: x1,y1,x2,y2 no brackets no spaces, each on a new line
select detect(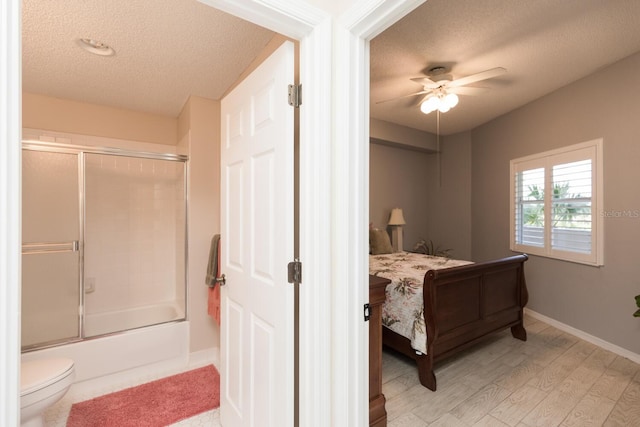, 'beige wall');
178,96,221,353
470,51,640,355
23,93,177,145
